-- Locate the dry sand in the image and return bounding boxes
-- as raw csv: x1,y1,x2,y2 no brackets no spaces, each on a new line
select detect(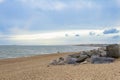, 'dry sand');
0,52,120,80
